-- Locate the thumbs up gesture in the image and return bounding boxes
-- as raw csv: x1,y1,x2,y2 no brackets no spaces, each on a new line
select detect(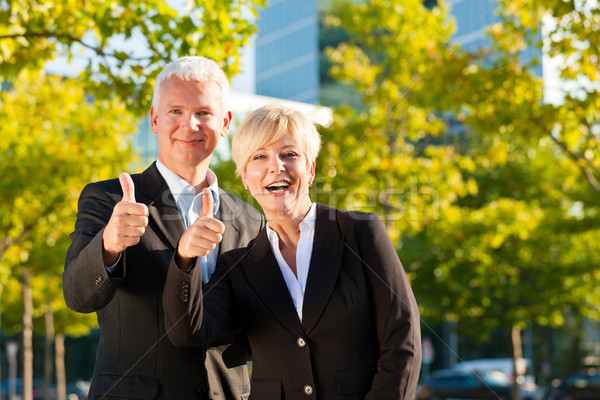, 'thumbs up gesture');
102,173,149,265
175,188,225,271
